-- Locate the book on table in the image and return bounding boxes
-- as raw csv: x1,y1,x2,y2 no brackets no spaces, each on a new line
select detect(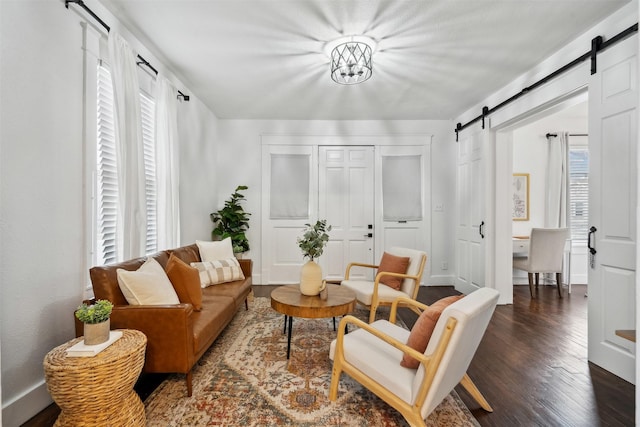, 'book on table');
66,330,123,357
